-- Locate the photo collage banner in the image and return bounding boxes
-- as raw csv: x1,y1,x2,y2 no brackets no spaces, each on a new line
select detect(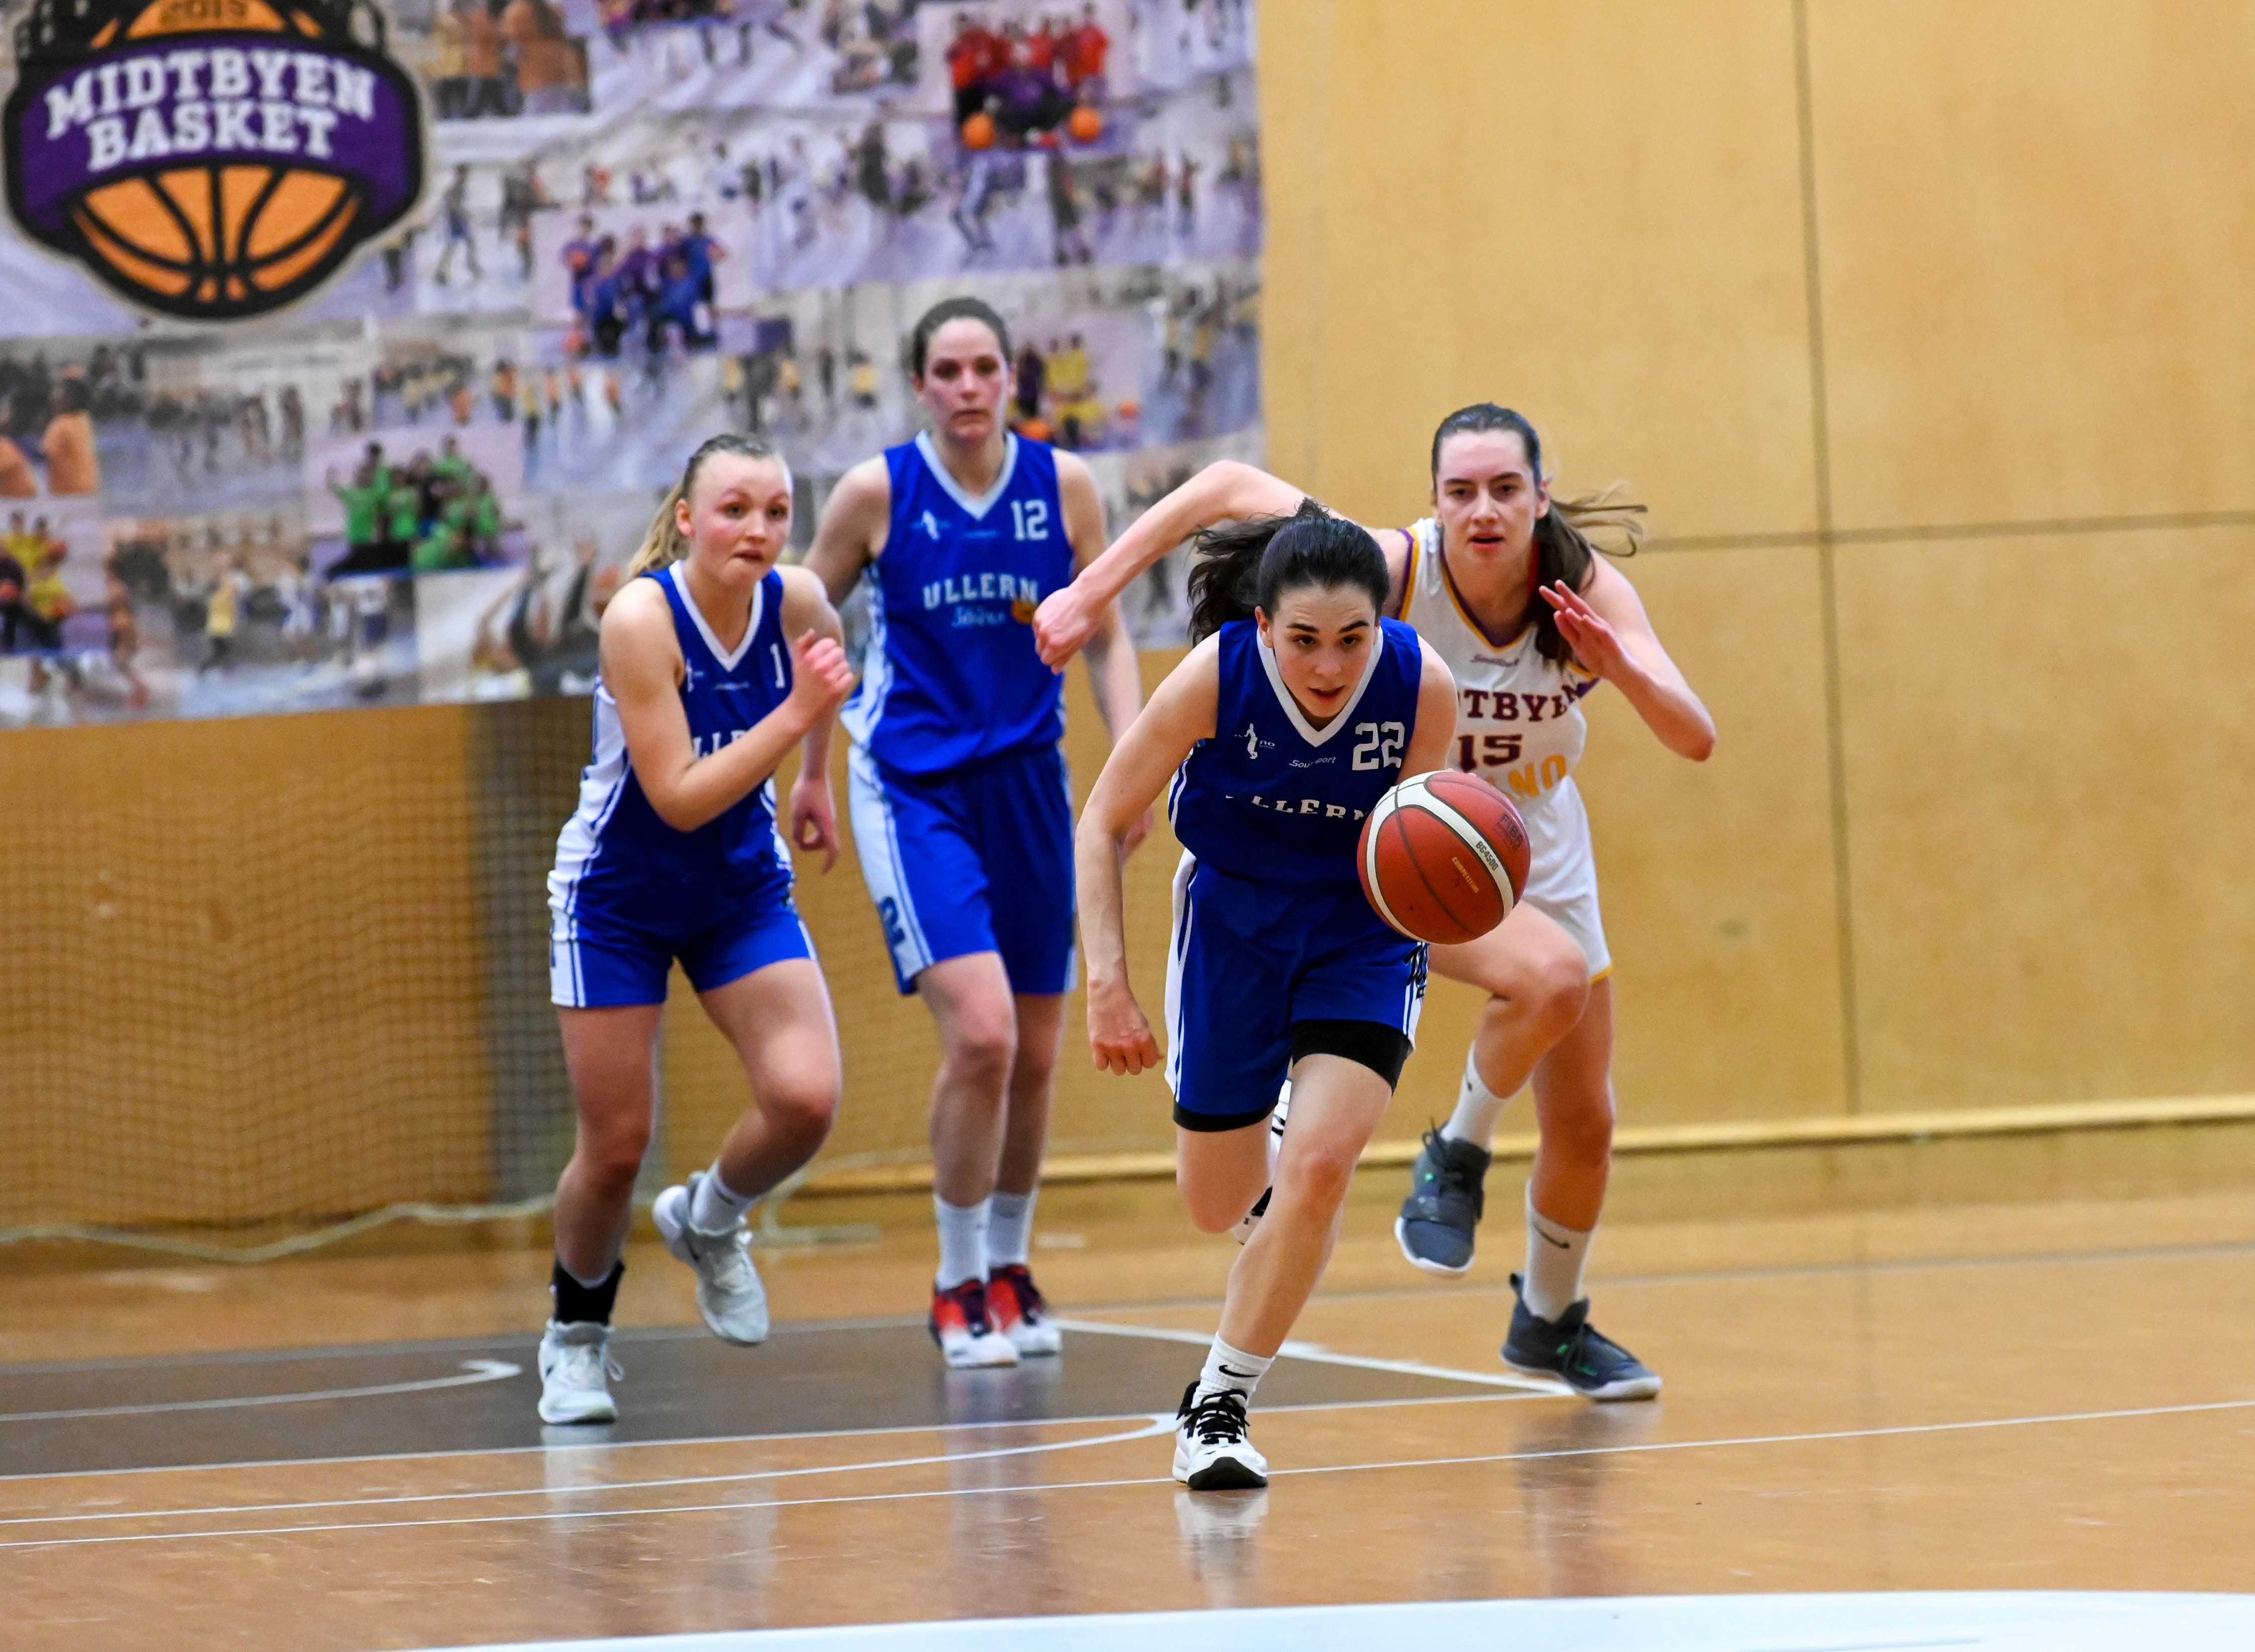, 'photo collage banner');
0,0,1261,726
